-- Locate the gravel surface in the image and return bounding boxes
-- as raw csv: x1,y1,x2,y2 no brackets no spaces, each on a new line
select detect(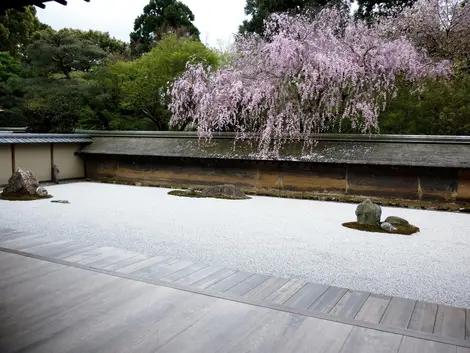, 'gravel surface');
1,182,469,308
